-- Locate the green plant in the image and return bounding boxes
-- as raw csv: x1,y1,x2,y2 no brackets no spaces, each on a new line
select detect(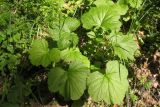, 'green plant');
0,0,148,106
28,0,140,105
